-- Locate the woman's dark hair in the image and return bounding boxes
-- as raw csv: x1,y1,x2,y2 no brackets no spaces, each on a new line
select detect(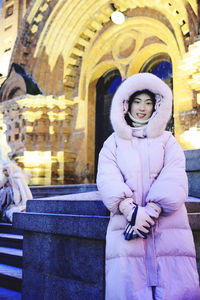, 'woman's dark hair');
125,89,156,126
